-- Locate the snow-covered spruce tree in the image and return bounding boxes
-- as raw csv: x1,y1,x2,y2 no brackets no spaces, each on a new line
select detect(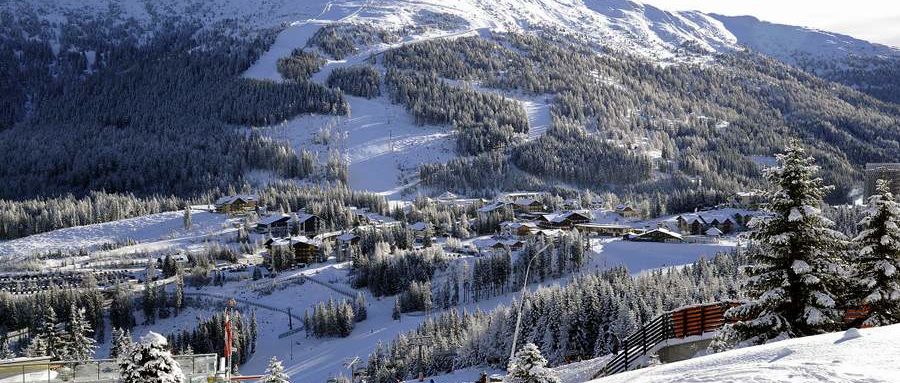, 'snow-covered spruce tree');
714,141,847,349
65,305,96,361
262,356,290,383
853,179,900,326
34,306,65,359
507,343,560,383
110,328,134,359
0,335,15,359
119,332,184,383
